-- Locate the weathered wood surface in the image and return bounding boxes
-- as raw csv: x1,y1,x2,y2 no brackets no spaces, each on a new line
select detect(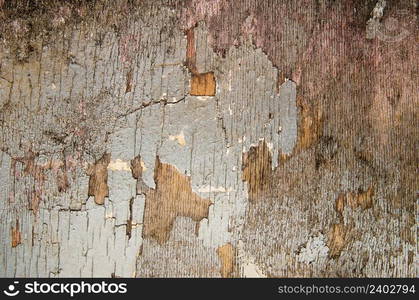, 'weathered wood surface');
0,0,417,277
